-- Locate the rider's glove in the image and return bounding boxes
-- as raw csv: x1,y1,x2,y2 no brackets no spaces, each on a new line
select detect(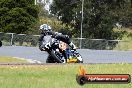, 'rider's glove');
45,42,51,50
